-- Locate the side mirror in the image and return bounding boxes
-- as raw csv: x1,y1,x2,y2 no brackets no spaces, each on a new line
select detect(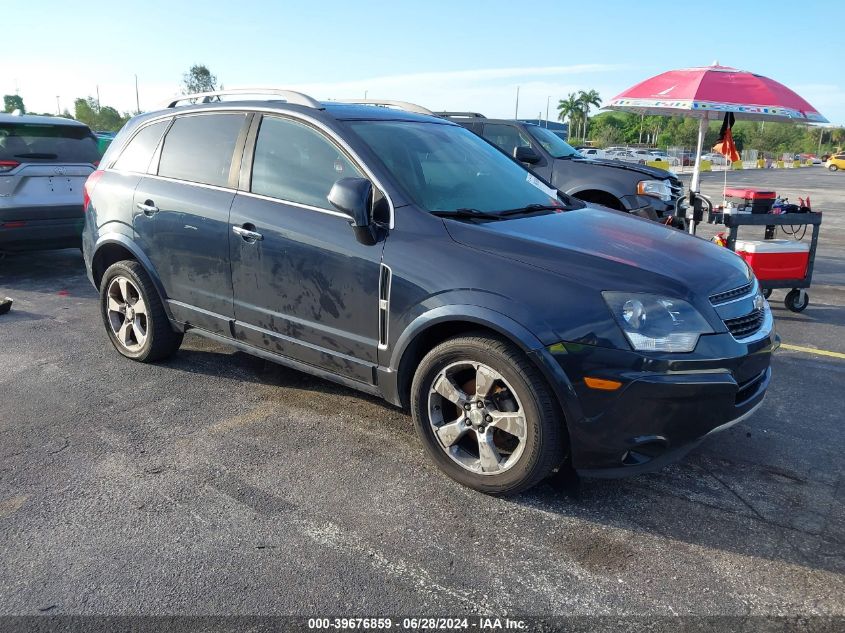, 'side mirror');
328,178,378,245
514,145,541,165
